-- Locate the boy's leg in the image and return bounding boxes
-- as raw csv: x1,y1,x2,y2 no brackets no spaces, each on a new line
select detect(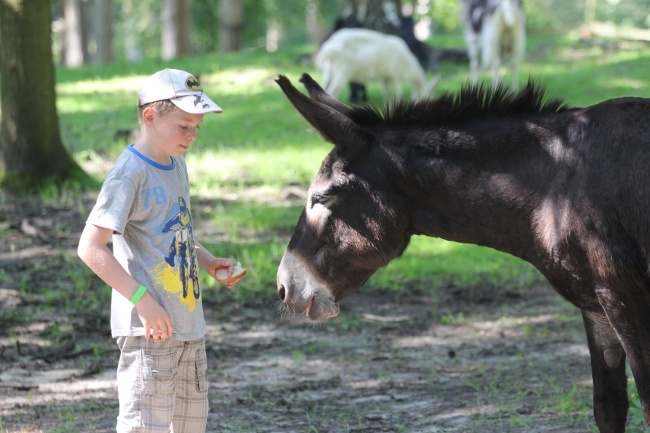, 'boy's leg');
171,337,209,433
116,336,180,433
